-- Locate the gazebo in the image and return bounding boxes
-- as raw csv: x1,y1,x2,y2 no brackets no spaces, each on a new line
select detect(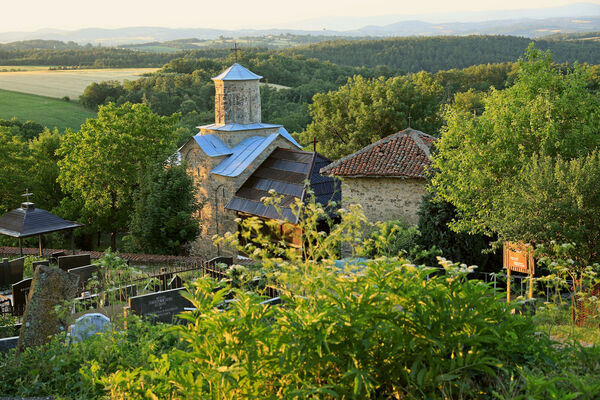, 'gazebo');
0,193,83,256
